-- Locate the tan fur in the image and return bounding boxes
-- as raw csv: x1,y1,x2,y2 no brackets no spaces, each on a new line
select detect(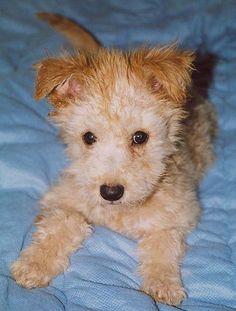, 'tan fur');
11,14,217,306
37,12,100,52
